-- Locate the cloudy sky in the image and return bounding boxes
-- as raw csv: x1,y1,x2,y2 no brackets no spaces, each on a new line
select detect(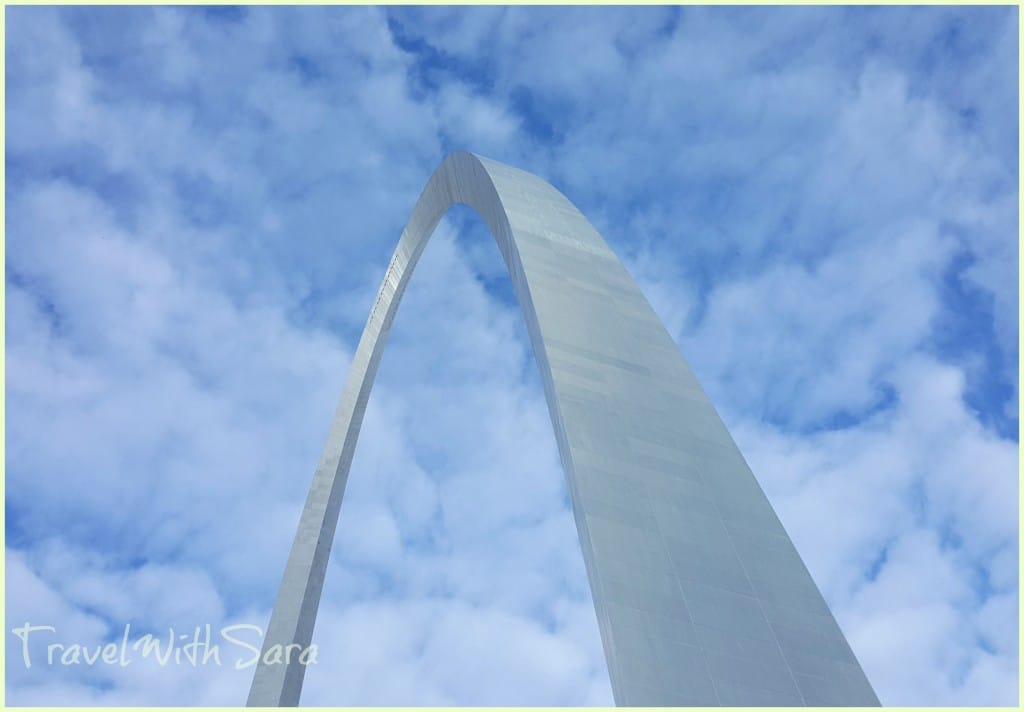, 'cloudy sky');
5,5,1018,706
